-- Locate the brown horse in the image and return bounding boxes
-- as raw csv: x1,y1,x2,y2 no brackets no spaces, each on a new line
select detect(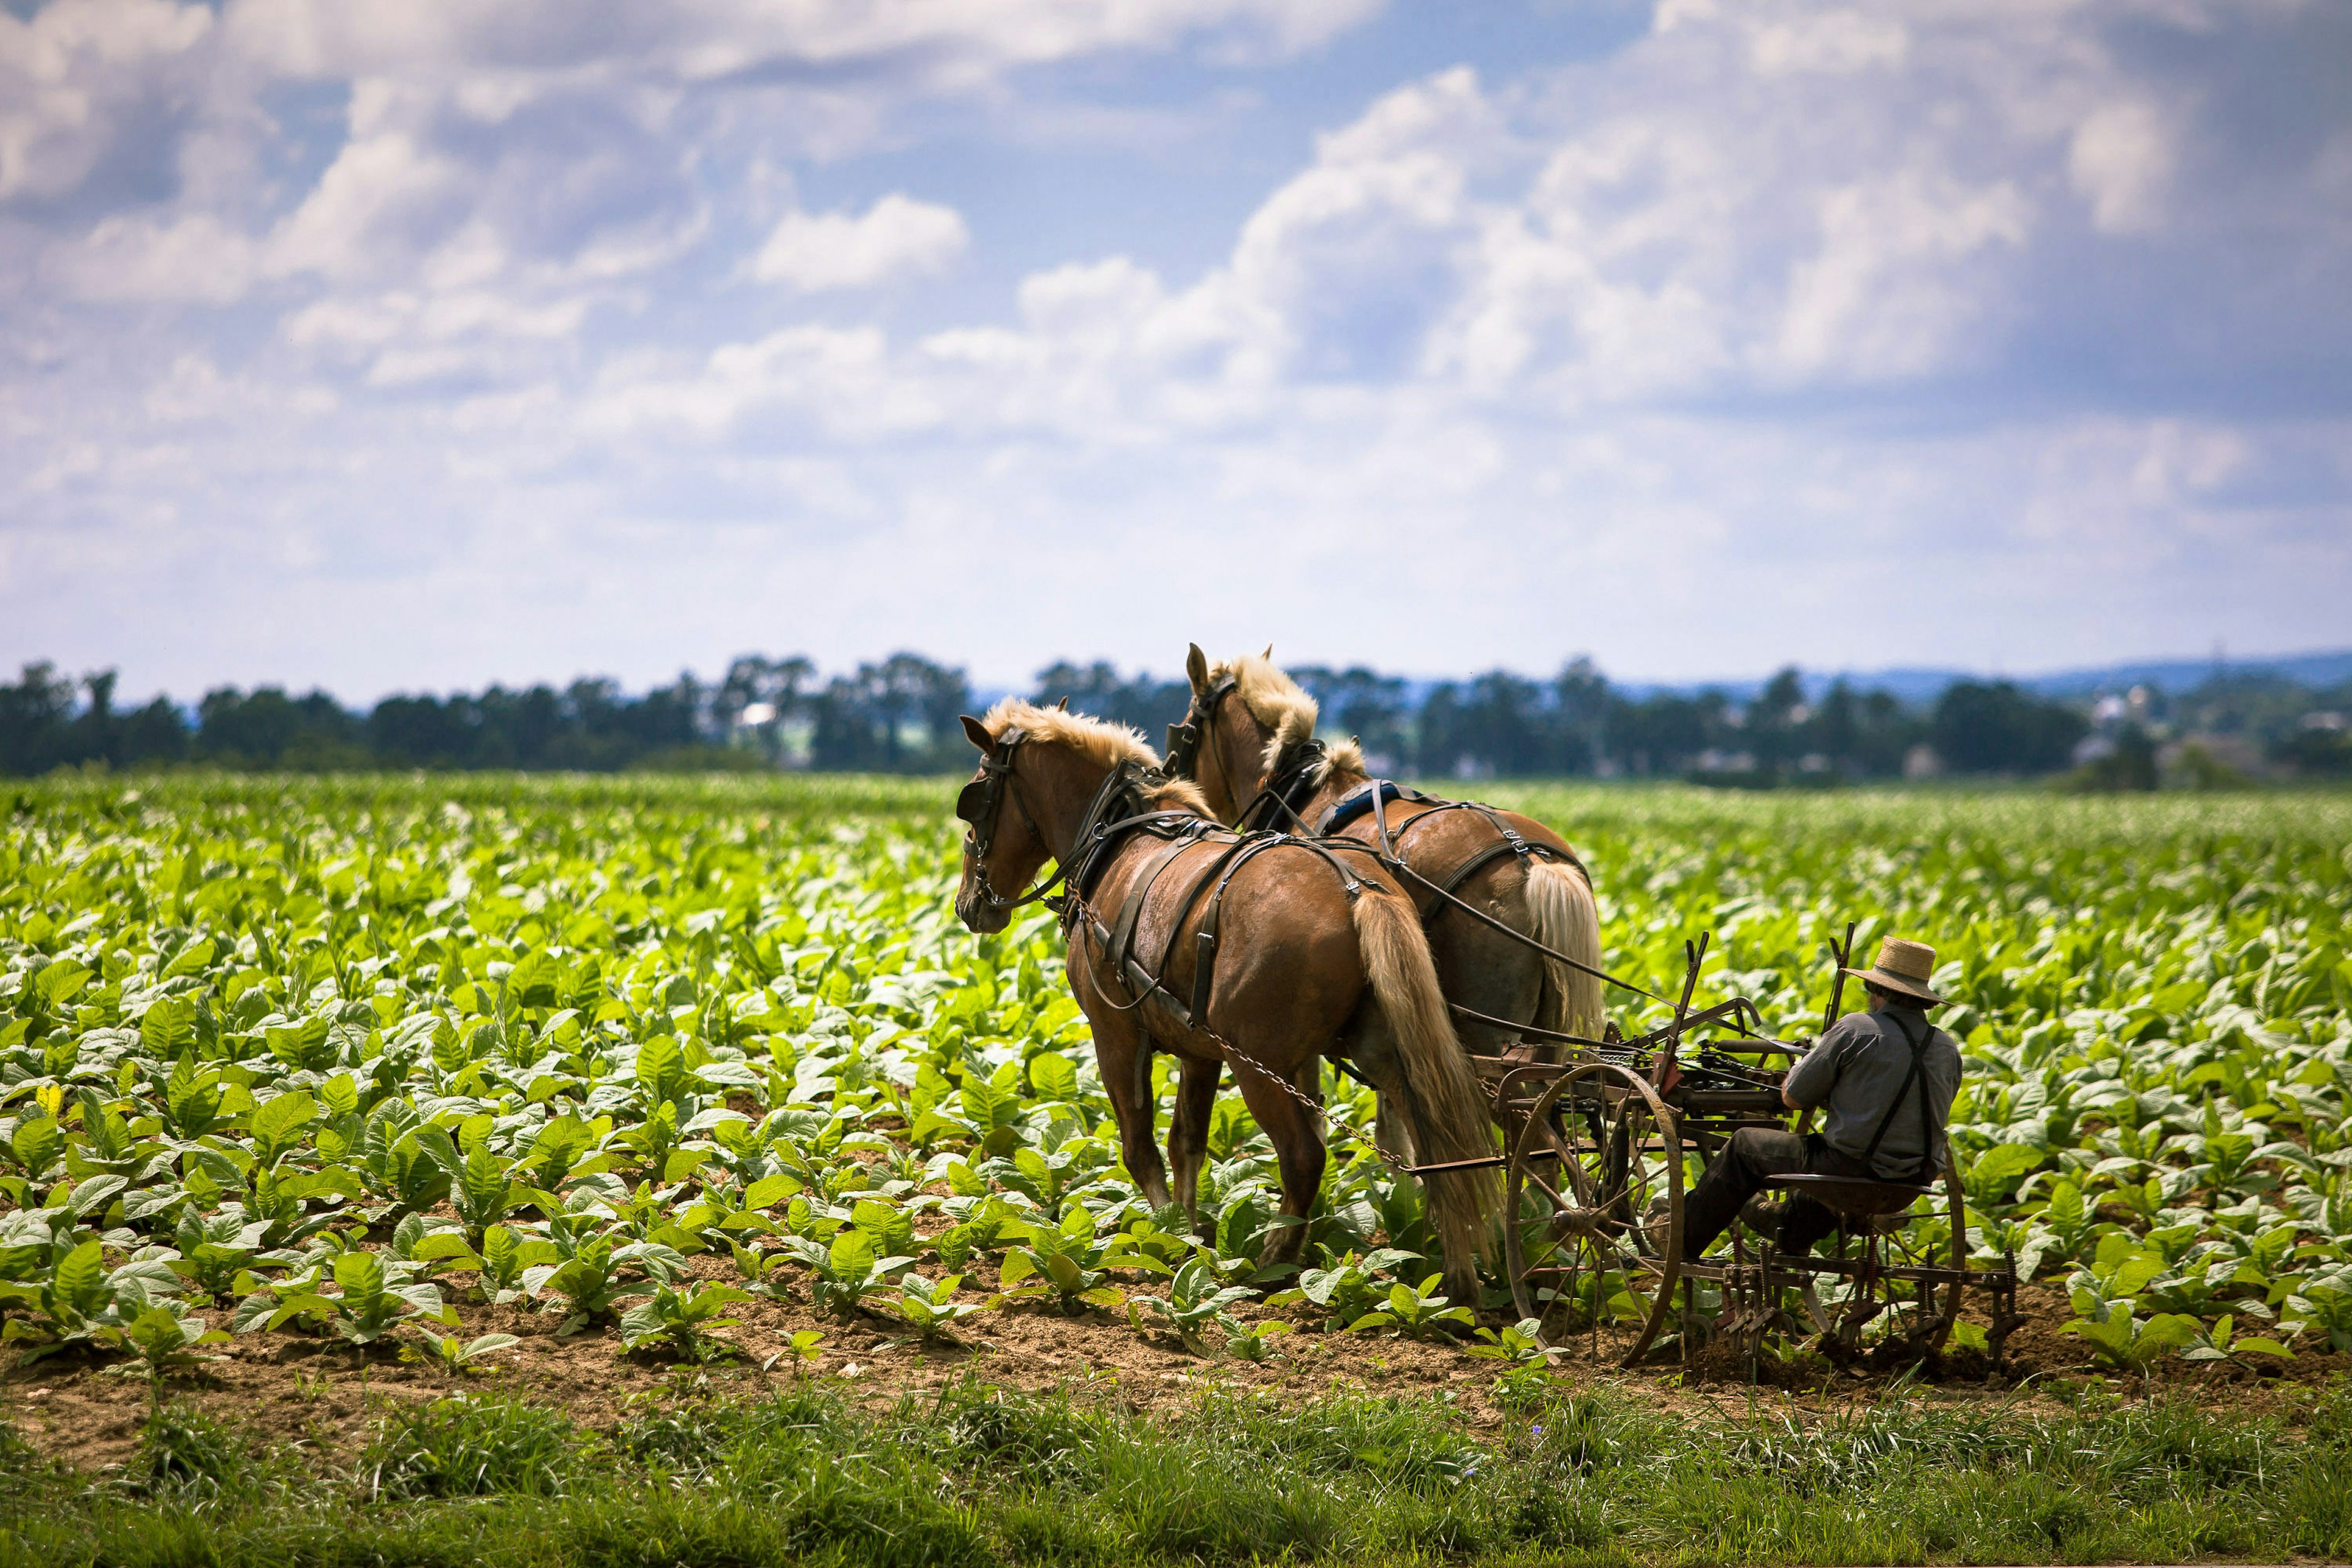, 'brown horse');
1169,649,1605,1157
950,698,1497,1300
